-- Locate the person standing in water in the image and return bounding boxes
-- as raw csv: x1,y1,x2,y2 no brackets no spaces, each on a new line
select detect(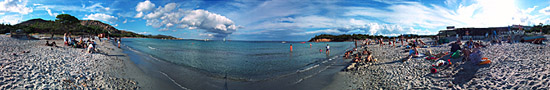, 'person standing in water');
310,43,312,48
290,44,293,52
118,37,121,48
326,44,330,55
